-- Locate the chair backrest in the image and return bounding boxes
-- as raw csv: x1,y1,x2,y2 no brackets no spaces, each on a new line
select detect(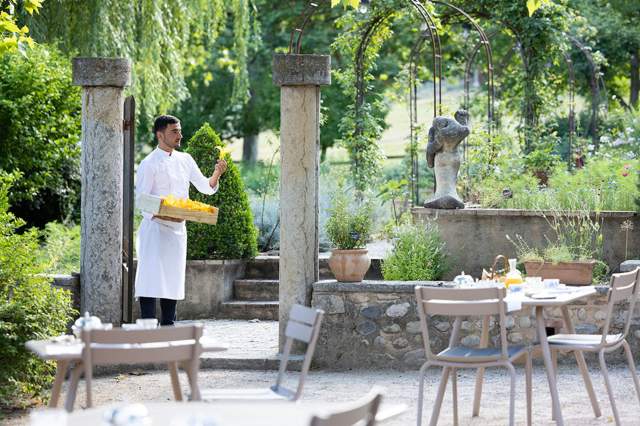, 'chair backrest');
601,268,640,346
309,387,383,426
415,286,509,360
273,304,324,400
80,324,203,365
